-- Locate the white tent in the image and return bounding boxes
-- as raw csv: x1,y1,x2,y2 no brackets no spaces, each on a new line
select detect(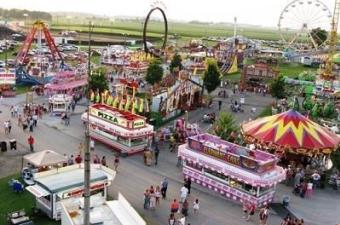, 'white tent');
24,150,67,167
